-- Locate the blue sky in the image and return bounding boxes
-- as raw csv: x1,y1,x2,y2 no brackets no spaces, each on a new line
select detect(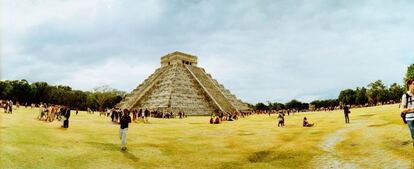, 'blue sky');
1,0,414,104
